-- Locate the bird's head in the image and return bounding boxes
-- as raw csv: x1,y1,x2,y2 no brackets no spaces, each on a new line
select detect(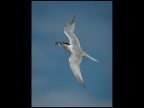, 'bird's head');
55,41,71,53
55,41,64,47
55,41,70,47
